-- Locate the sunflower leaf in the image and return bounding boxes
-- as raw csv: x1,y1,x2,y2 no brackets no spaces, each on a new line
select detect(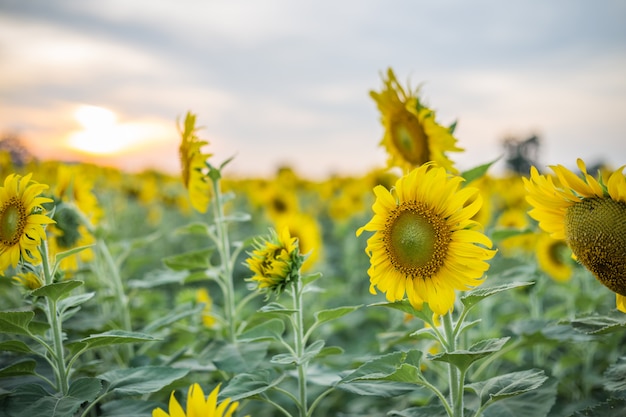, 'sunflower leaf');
370,300,435,325
461,282,535,310
0,311,35,336
162,248,215,271
52,245,94,268
306,305,361,338
219,368,284,401
0,359,37,378
603,357,626,392
570,314,626,335
429,337,510,372
466,368,548,405
239,318,285,343
0,340,34,354
461,157,501,184
99,366,189,396
76,330,158,351
30,280,84,302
